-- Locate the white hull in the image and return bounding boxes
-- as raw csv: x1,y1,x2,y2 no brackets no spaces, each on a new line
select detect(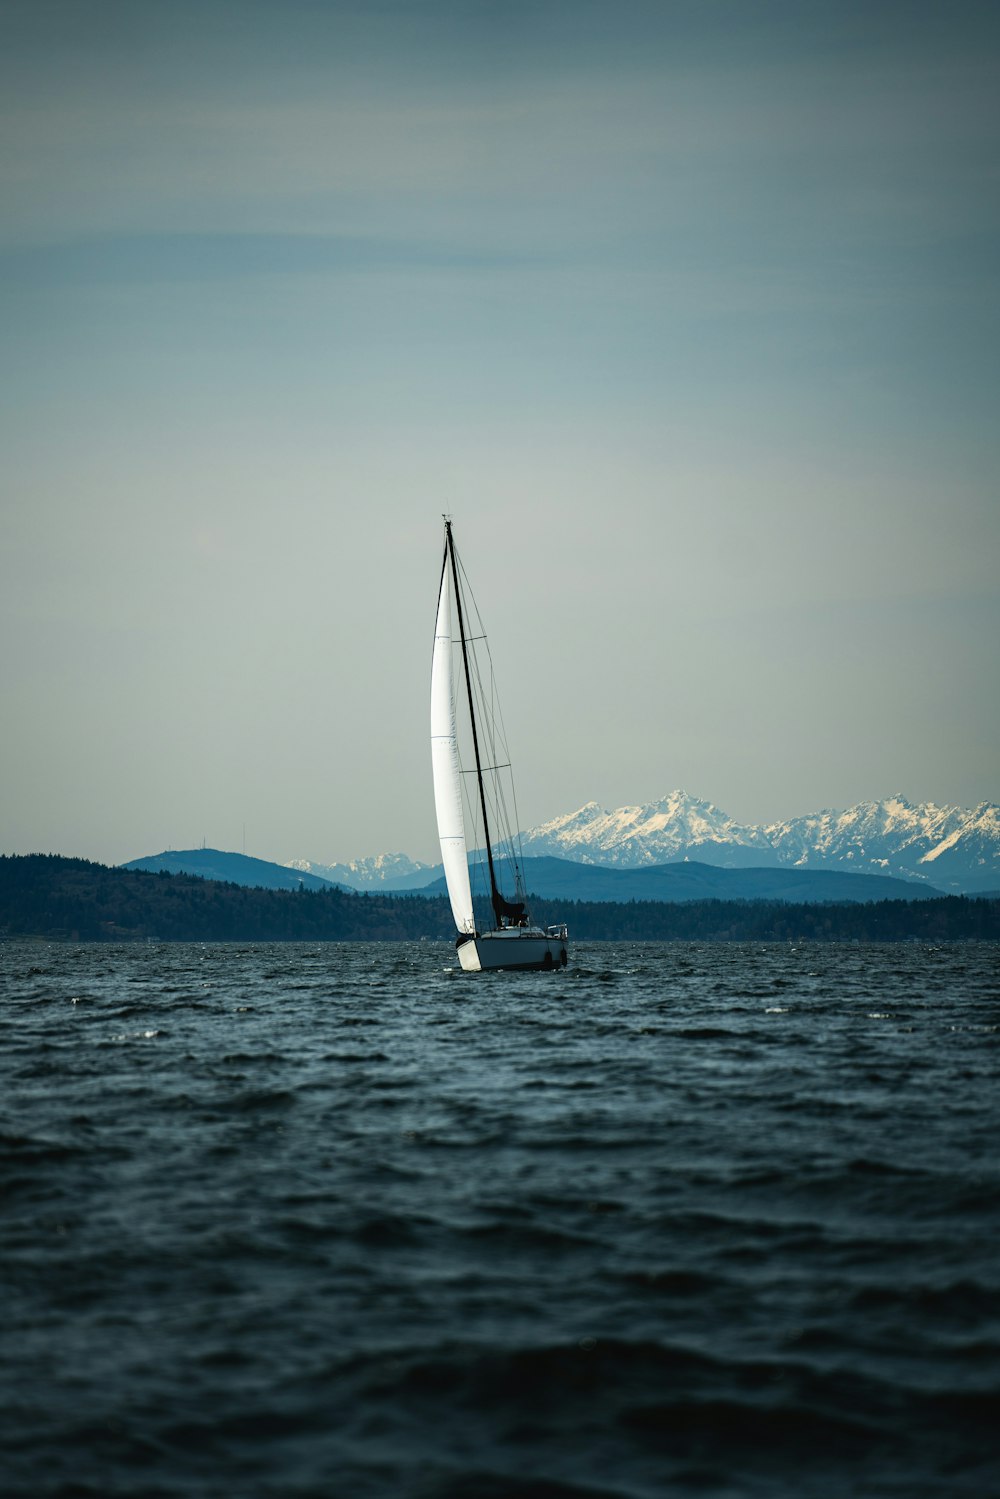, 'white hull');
457,929,569,972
